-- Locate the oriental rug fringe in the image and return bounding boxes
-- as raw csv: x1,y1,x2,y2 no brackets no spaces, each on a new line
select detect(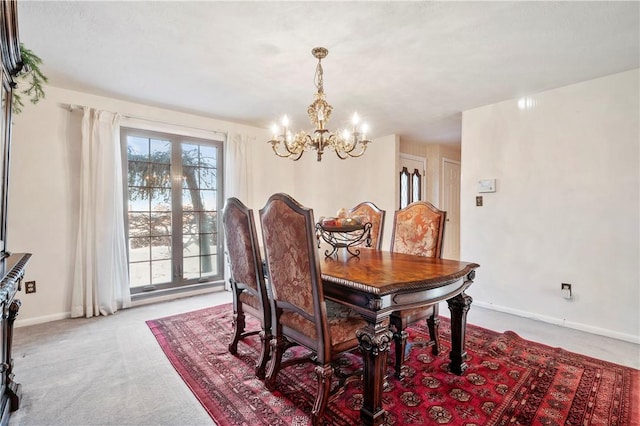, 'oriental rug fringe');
146,303,639,426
